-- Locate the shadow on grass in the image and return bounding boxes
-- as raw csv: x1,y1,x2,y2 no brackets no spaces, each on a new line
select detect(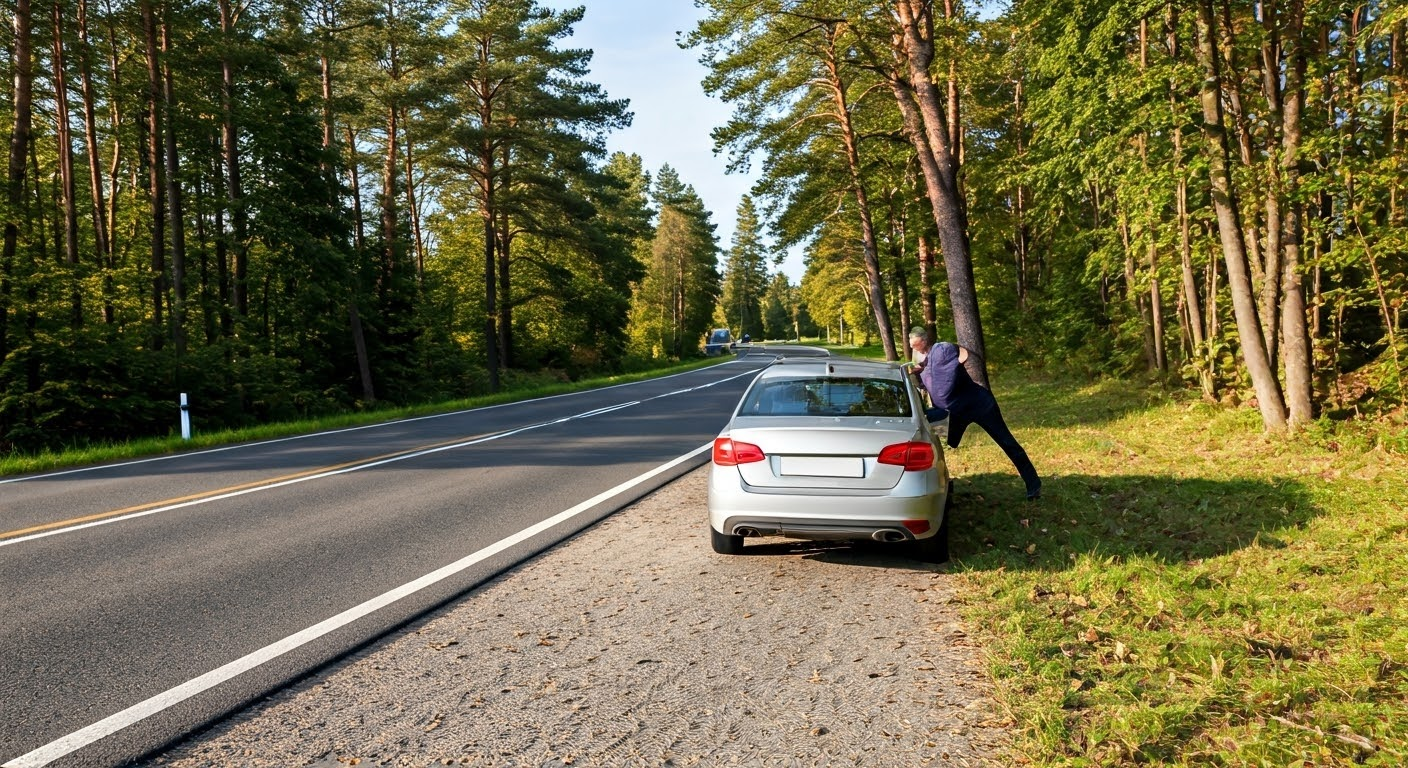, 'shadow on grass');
948,471,1318,569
